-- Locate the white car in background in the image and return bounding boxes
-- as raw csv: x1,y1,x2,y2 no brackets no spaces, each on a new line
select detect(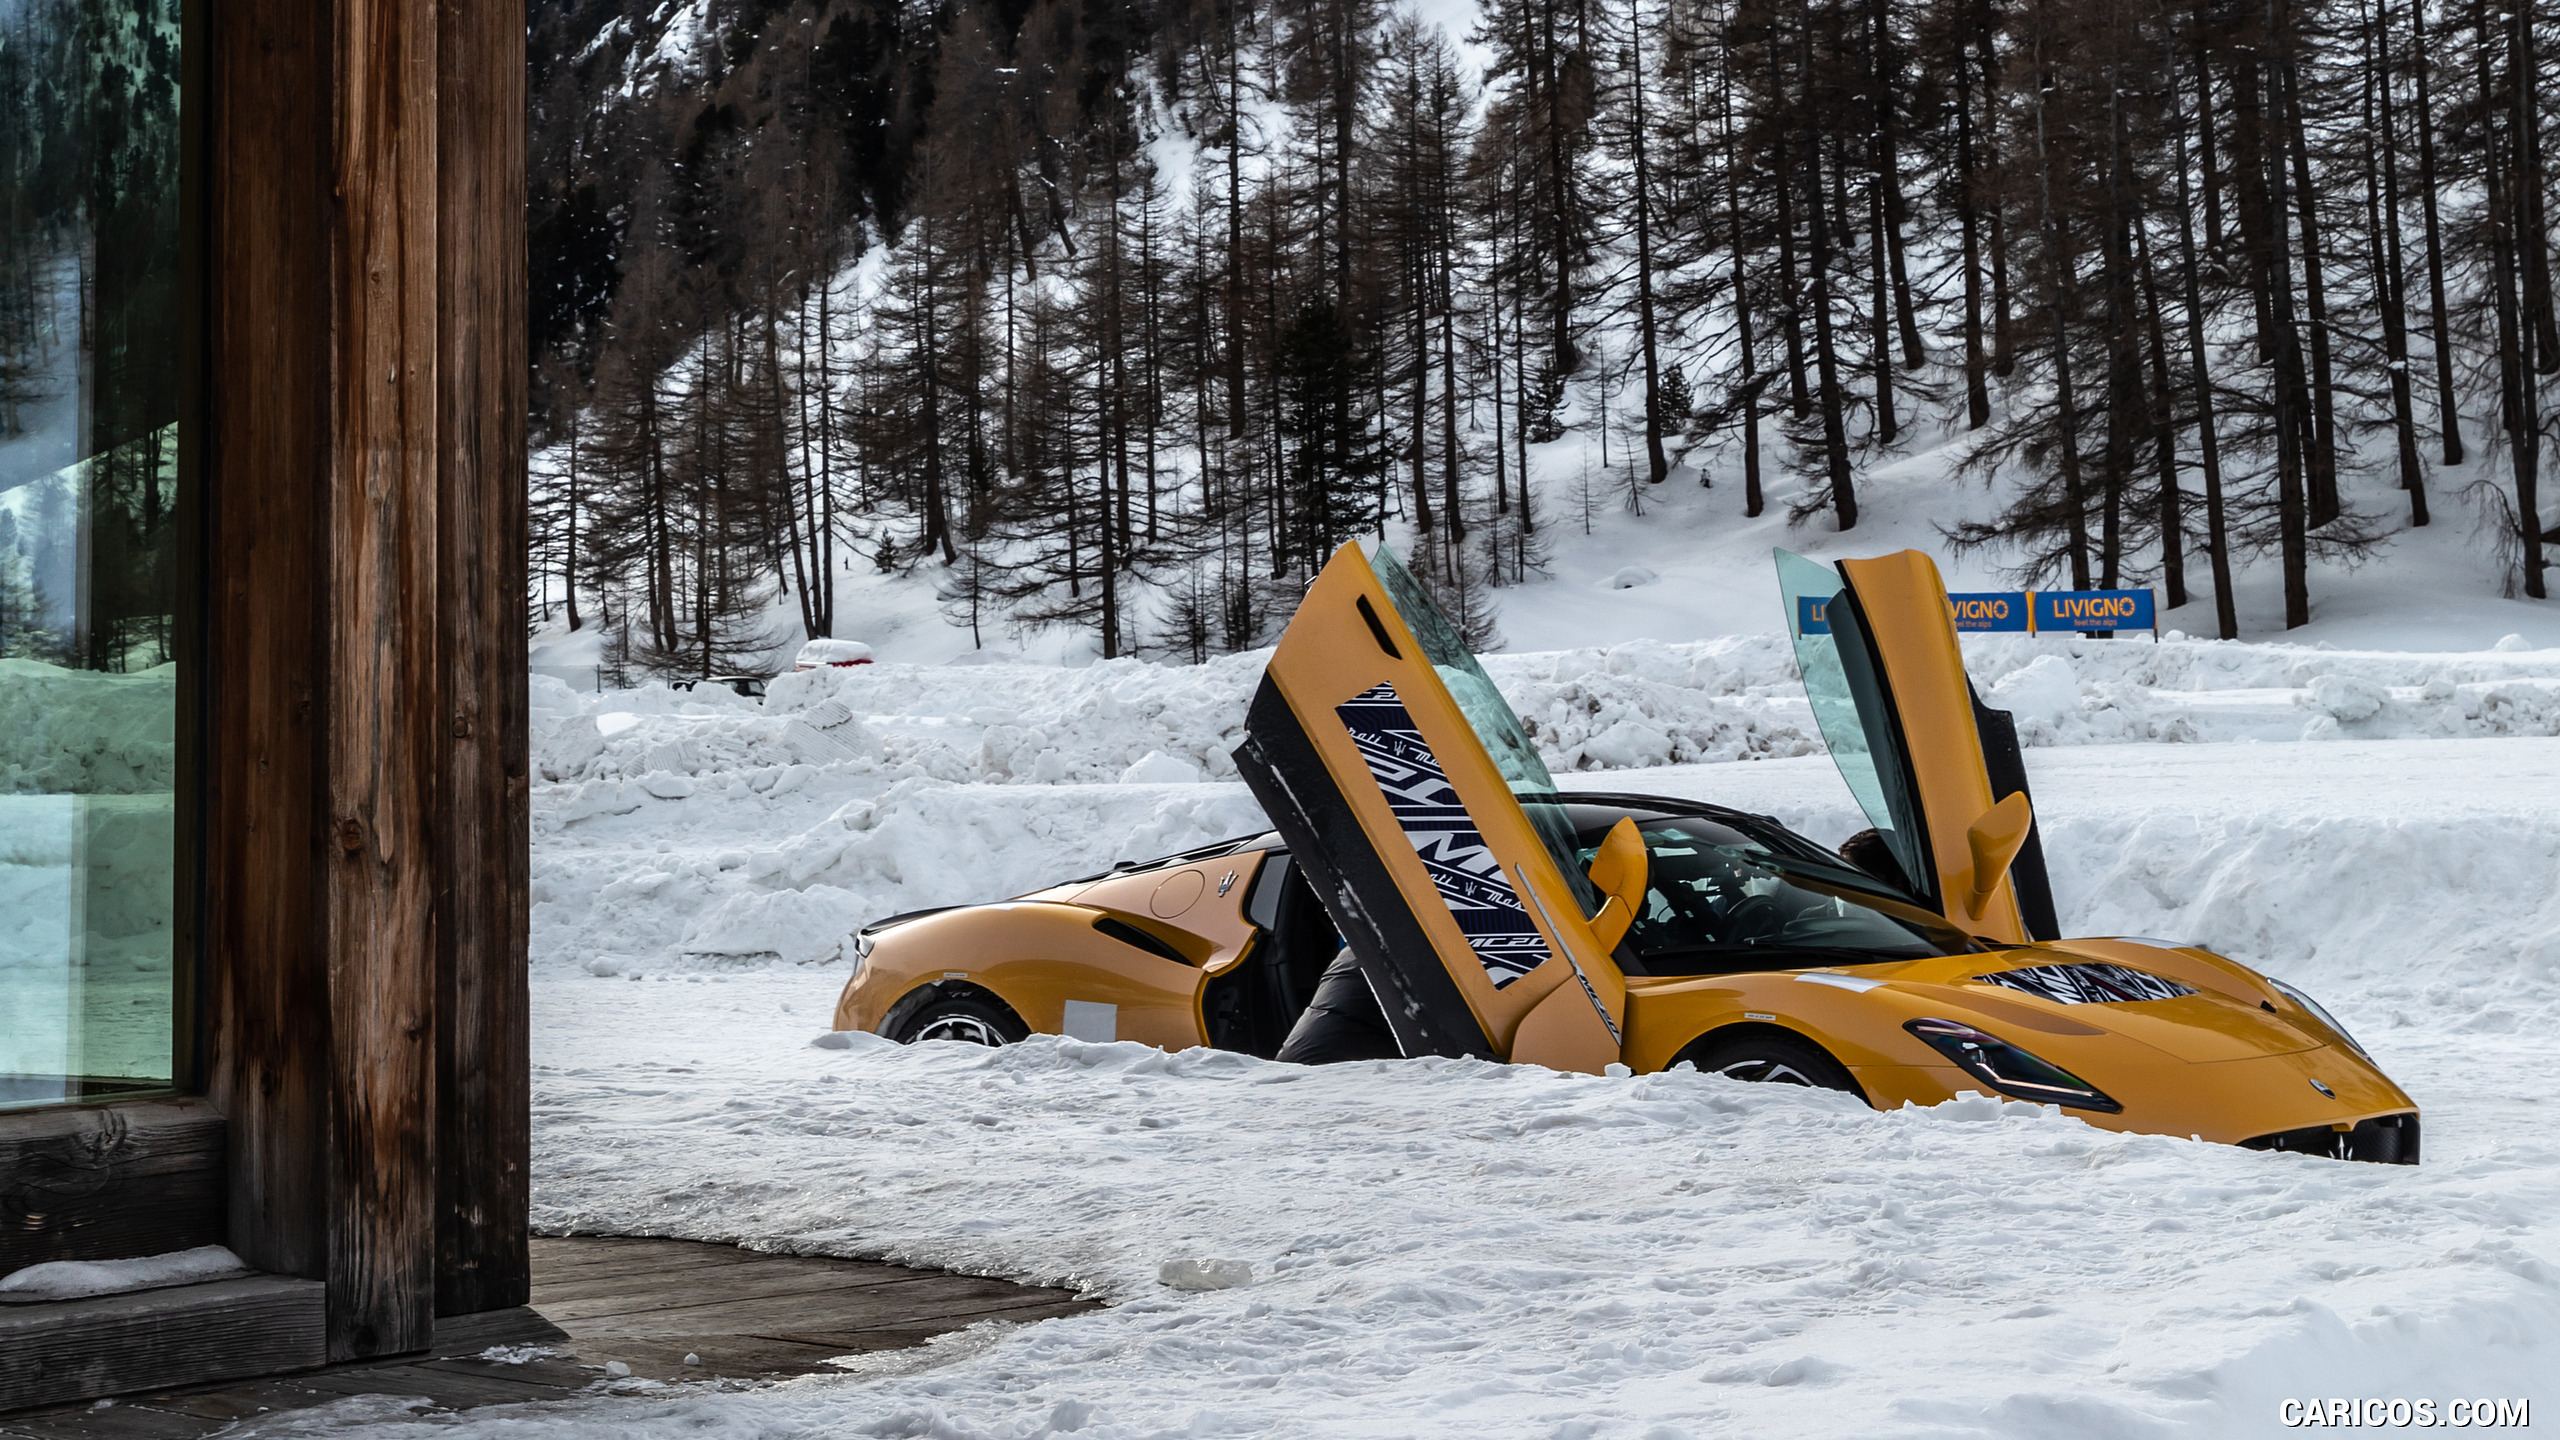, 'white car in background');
792,638,875,671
